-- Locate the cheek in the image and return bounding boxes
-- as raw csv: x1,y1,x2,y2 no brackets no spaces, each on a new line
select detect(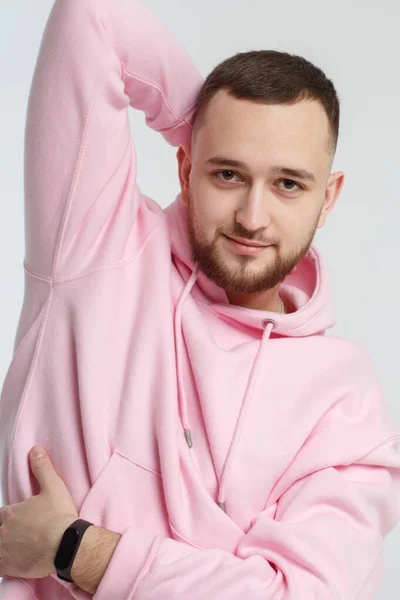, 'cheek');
192,182,230,230
279,201,316,229
278,210,317,251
